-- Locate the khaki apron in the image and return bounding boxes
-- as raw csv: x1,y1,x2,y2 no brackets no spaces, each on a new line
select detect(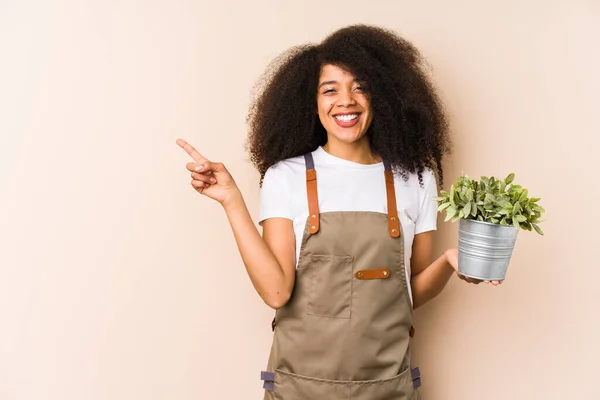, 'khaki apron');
261,153,421,400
